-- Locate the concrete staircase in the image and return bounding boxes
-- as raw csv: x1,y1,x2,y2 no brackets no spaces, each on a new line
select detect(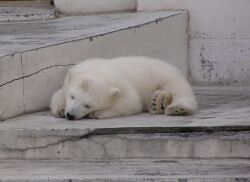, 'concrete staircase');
0,8,250,182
